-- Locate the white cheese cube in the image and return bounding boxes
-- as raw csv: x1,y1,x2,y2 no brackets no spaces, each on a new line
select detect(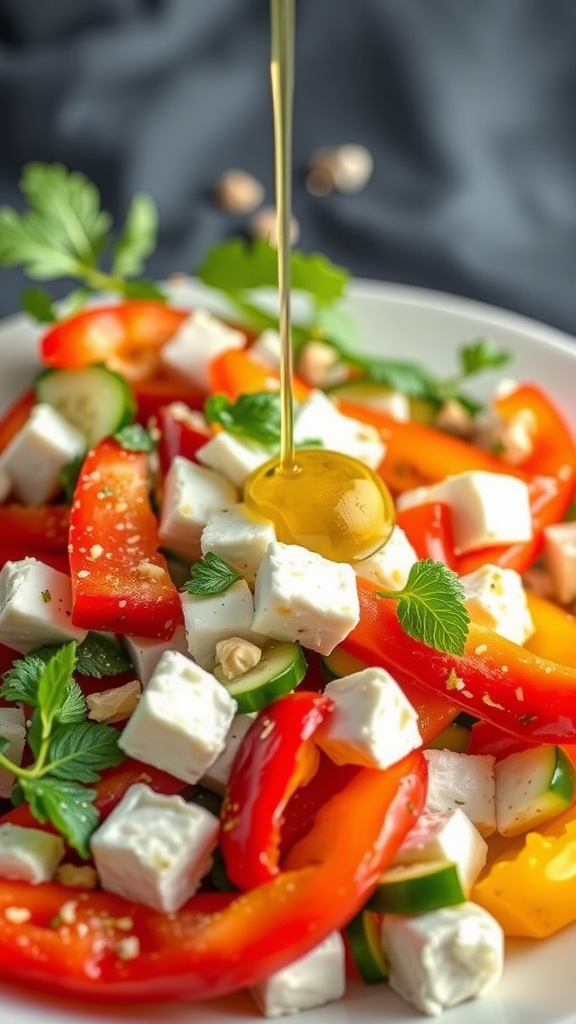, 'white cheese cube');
0,403,85,506
0,823,64,883
0,557,88,653
353,525,417,590
119,649,237,783
200,504,277,586
159,309,245,392
201,712,256,795
90,783,219,912
158,455,238,563
0,707,26,798
293,391,386,470
424,749,496,837
542,521,576,605
460,564,535,645
381,902,504,1016
392,808,488,895
318,667,422,769
250,932,346,1018
253,541,360,656
250,328,282,368
196,432,270,488
396,471,533,555
123,623,190,686
182,579,265,670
